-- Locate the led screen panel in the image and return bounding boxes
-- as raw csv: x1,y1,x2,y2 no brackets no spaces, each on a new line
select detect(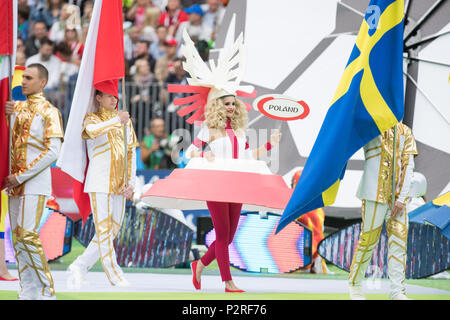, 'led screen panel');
205,212,312,273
